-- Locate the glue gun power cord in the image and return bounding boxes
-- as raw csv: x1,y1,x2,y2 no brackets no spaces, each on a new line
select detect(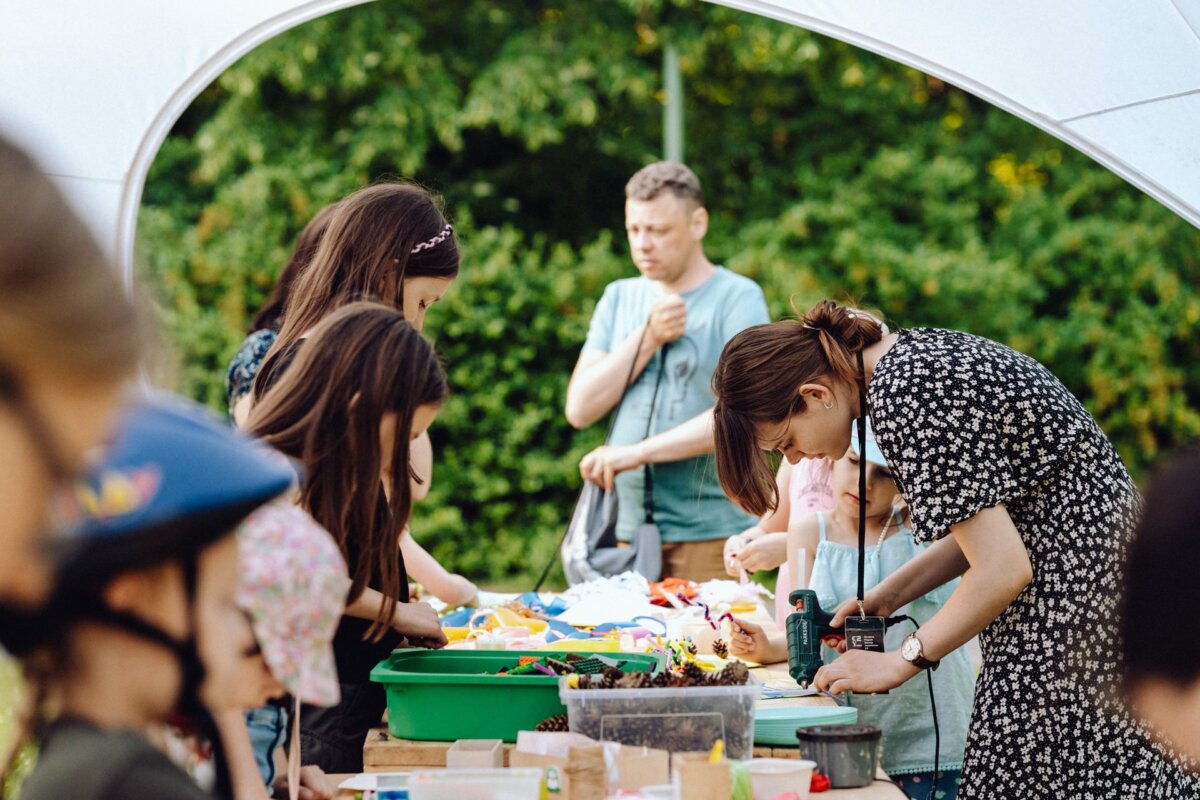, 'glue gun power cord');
890,614,940,800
